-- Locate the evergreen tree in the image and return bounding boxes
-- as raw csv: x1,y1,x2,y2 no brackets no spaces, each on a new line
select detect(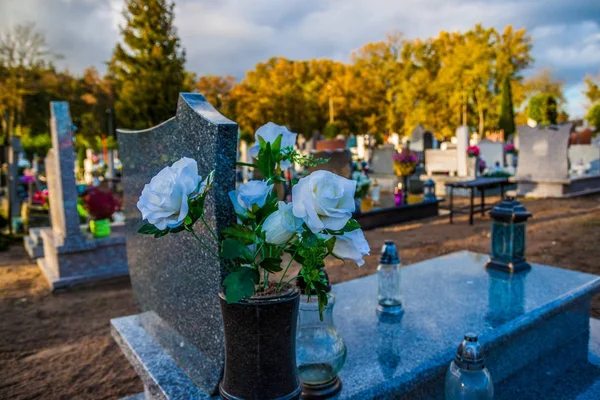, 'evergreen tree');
109,0,186,130
498,77,515,135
